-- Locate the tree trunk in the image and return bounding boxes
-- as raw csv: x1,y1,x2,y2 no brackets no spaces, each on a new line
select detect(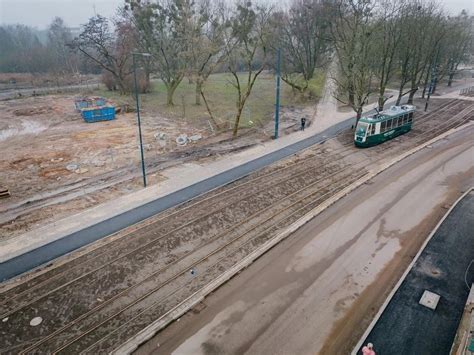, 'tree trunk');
431,80,438,95
117,78,127,95
407,88,417,105
378,95,385,112
144,71,151,93
421,82,428,99
355,107,362,126
166,81,180,106
447,72,454,87
349,92,355,108
377,81,388,111
201,89,219,130
421,64,431,99
447,62,456,87
396,83,404,106
195,78,203,105
233,104,244,137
